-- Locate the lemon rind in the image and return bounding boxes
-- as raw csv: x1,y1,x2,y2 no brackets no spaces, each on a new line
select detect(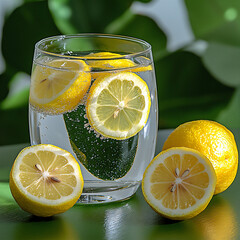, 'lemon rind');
142,147,217,220
10,144,83,206
86,72,151,140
